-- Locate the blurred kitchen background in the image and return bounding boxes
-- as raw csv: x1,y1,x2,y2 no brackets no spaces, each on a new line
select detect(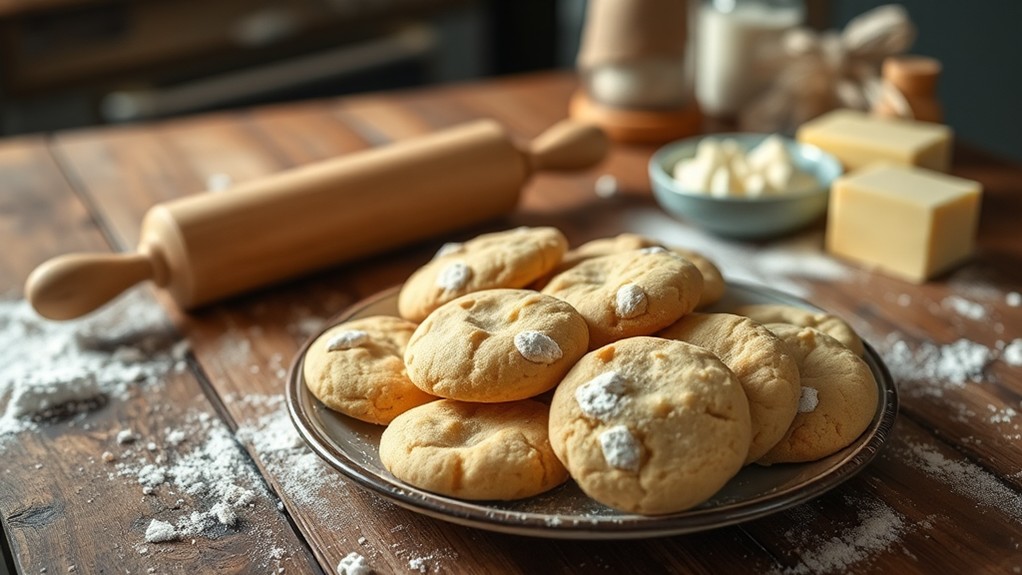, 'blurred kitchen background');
0,0,1018,161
